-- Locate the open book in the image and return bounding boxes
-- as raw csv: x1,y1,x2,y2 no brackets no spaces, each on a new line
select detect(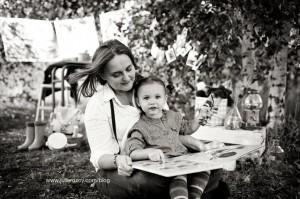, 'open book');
132,145,262,177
